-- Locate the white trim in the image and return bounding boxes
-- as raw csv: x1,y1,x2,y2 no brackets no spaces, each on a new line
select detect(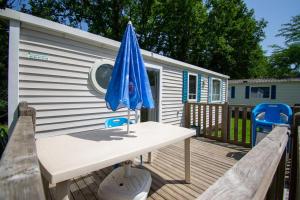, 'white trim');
145,63,163,123
211,78,222,103
225,79,228,102
0,9,229,79
8,19,20,132
187,73,198,102
89,59,114,94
